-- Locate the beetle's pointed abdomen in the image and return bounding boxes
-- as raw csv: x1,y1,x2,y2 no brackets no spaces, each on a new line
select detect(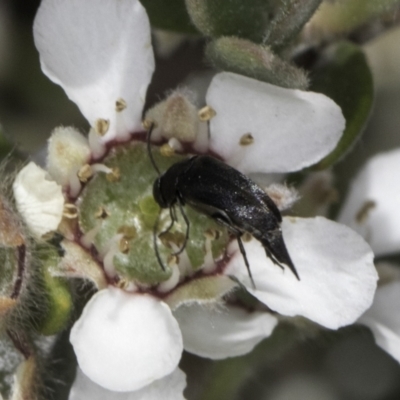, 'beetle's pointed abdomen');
259,229,300,280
